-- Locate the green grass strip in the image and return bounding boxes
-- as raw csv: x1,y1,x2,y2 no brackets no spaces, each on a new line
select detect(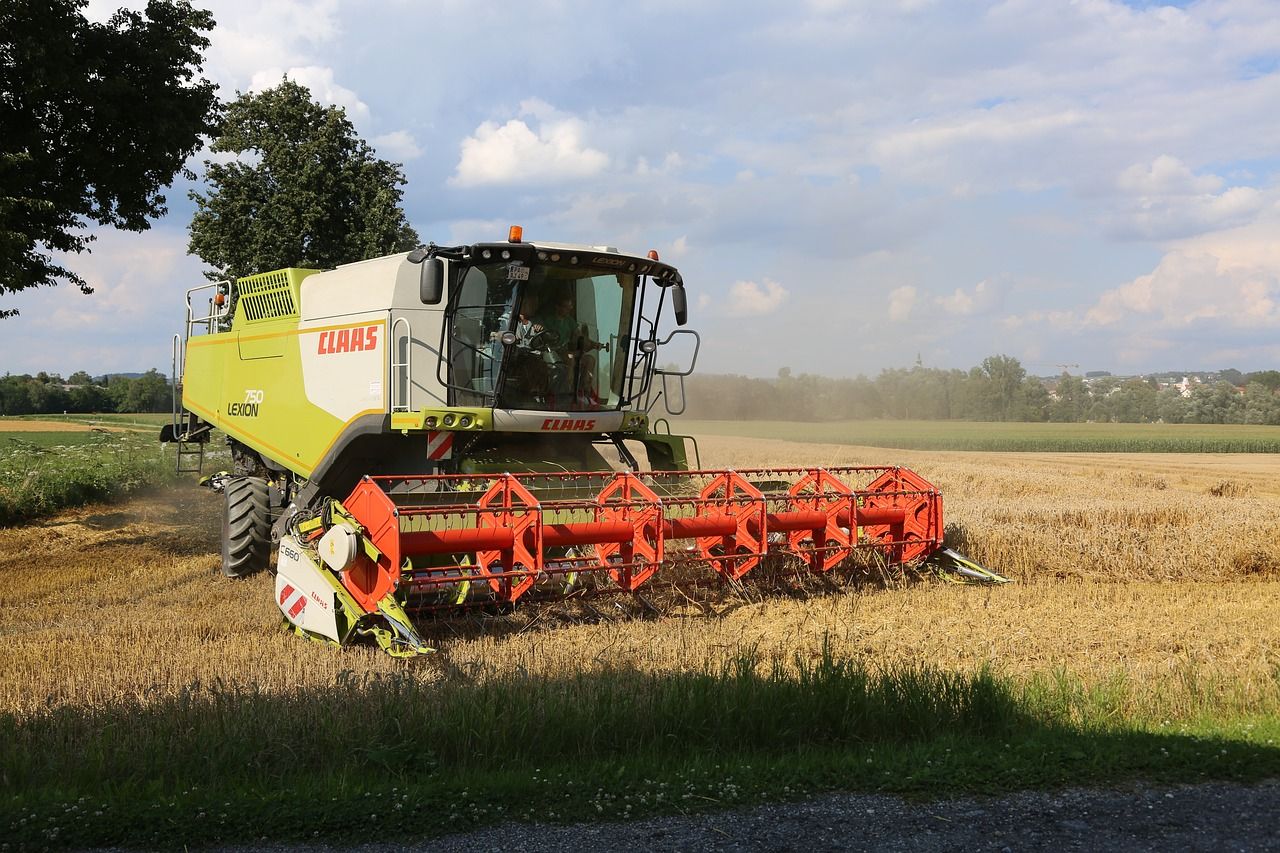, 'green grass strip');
4,649,1279,848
